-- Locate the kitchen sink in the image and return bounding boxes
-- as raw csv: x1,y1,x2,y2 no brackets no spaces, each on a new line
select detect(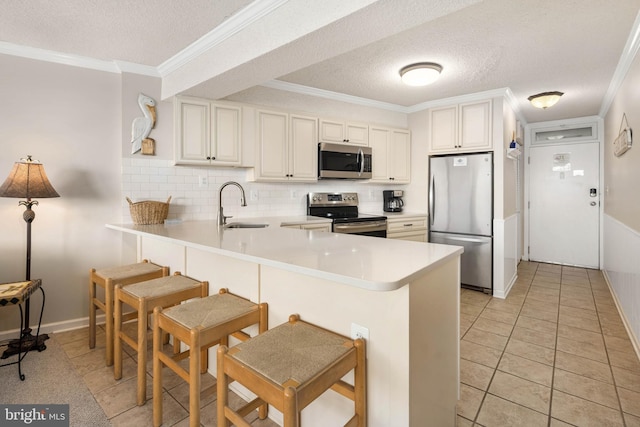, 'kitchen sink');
223,222,269,229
